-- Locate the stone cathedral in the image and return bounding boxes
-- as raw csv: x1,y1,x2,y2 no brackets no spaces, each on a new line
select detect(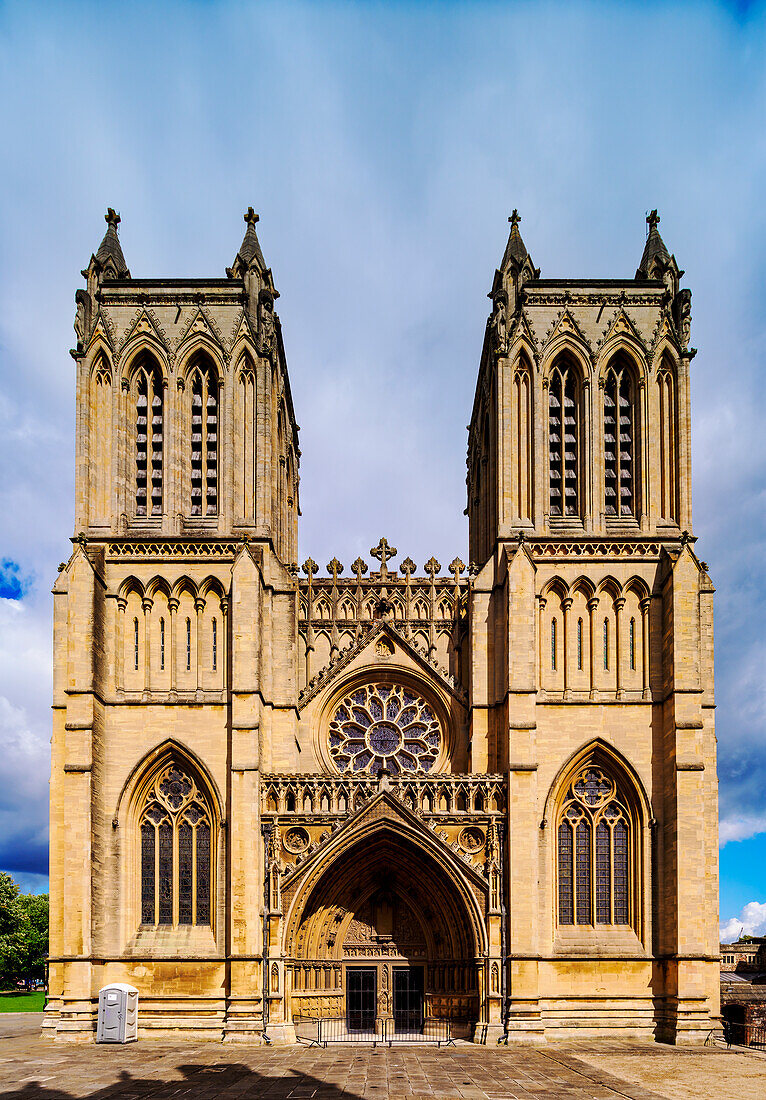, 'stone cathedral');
45,207,720,1044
